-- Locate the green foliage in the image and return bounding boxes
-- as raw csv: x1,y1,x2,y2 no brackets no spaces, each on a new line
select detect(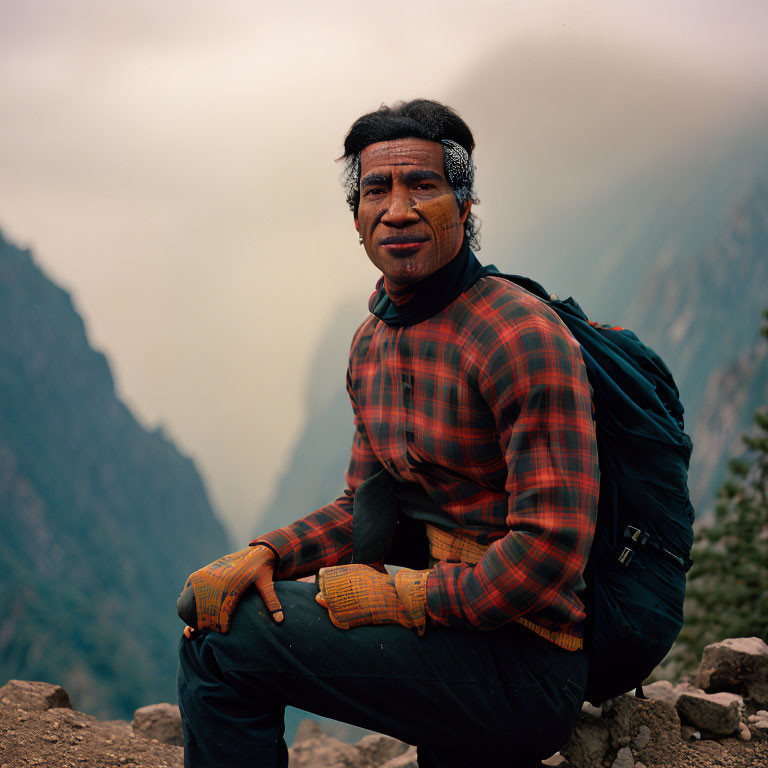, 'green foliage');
677,310,768,668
